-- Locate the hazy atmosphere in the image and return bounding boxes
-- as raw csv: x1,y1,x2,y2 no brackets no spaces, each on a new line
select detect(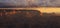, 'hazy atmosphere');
0,0,60,28
0,0,60,7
